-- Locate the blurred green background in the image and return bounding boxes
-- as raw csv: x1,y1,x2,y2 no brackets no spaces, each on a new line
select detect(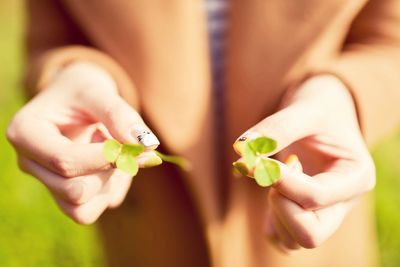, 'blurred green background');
0,1,105,267
0,1,399,267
